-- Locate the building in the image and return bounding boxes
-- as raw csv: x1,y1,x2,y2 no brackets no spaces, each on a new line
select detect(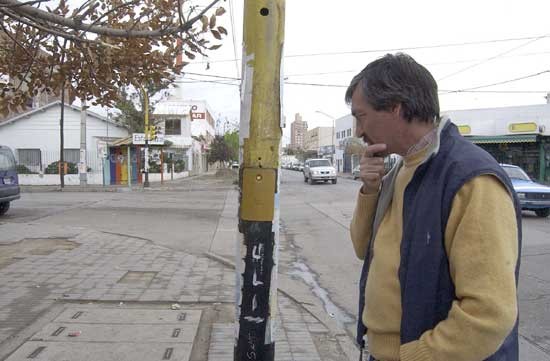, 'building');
153,94,215,175
304,126,334,154
445,104,550,183
290,113,308,150
0,101,129,184
334,114,360,172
